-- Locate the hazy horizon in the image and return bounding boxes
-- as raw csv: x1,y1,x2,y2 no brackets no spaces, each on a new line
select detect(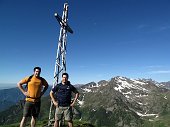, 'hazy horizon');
1,75,170,89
